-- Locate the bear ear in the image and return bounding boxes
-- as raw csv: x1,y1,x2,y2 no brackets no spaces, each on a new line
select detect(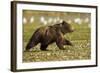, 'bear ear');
62,20,65,24
60,20,65,27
